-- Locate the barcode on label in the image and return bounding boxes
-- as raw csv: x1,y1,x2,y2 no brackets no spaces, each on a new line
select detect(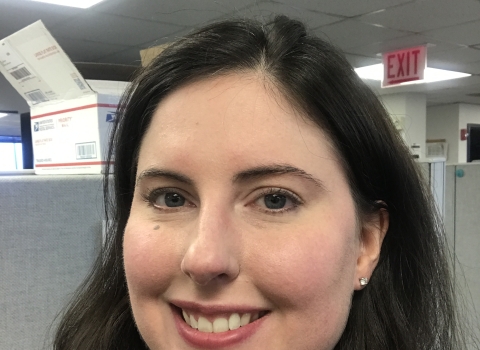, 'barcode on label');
10,67,31,80
74,78,86,90
25,90,49,104
76,142,97,160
